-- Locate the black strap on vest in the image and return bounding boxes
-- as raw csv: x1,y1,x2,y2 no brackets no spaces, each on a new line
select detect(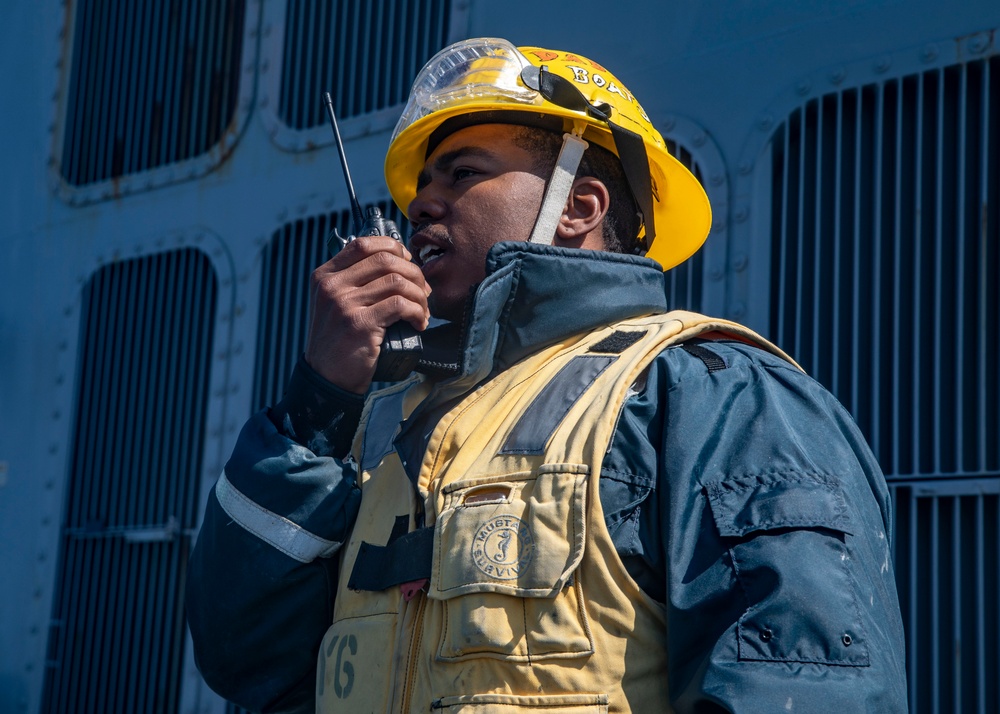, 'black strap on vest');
589,330,647,354
681,341,727,373
348,515,434,592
